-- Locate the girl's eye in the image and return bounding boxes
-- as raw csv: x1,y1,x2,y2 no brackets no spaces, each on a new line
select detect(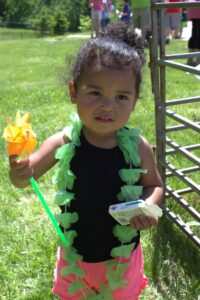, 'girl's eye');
117,94,129,101
89,91,101,97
